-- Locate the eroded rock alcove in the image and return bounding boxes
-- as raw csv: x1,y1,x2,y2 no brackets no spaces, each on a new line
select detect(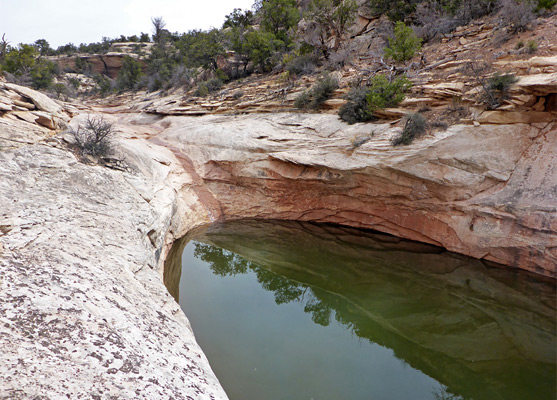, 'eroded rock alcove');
0,67,555,398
